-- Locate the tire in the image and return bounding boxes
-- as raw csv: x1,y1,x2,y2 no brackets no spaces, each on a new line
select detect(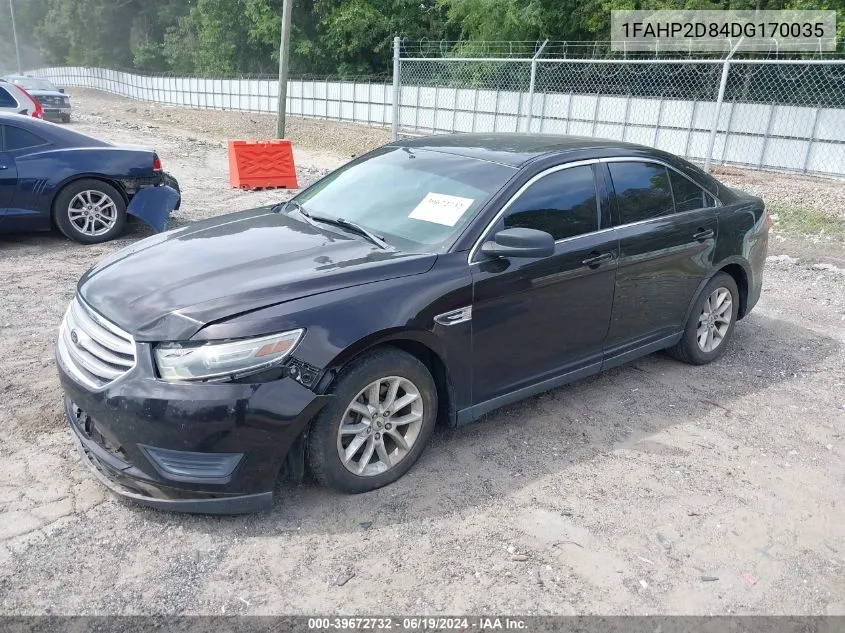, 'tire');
667,272,740,365
162,172,180,193
53,179,127,244
307,347,438,494
61,114,71,123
